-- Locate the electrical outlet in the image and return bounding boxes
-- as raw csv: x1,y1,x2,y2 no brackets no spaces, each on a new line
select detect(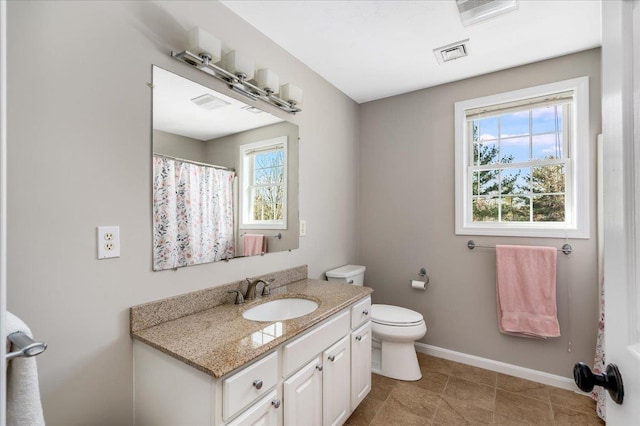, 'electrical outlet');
299,220,307,237
97,226,120,259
